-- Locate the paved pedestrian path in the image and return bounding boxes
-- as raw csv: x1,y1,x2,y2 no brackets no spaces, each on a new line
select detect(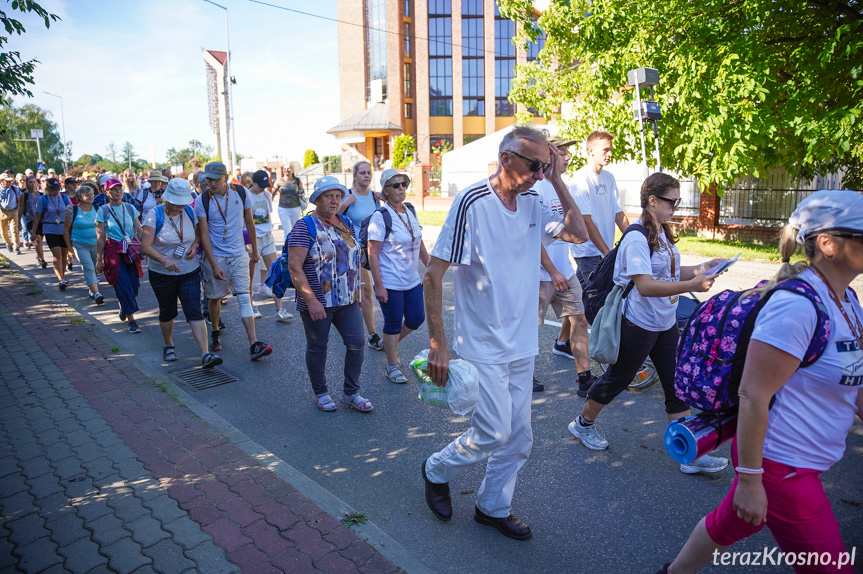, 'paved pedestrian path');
0,264,400,573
